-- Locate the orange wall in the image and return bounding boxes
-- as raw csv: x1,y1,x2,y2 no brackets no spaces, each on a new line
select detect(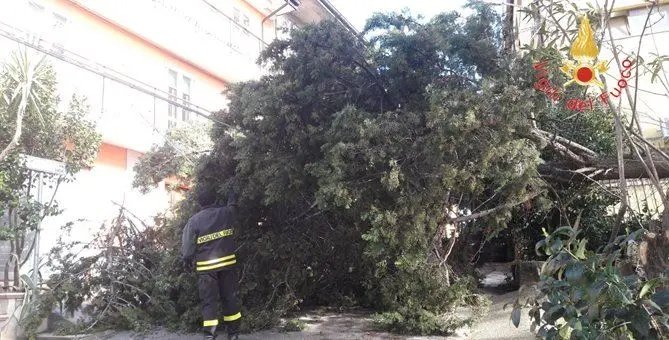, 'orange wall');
40,0,280,171
48,0,228,91
239,0,280,39
96,143,127,169
241,0,267,20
